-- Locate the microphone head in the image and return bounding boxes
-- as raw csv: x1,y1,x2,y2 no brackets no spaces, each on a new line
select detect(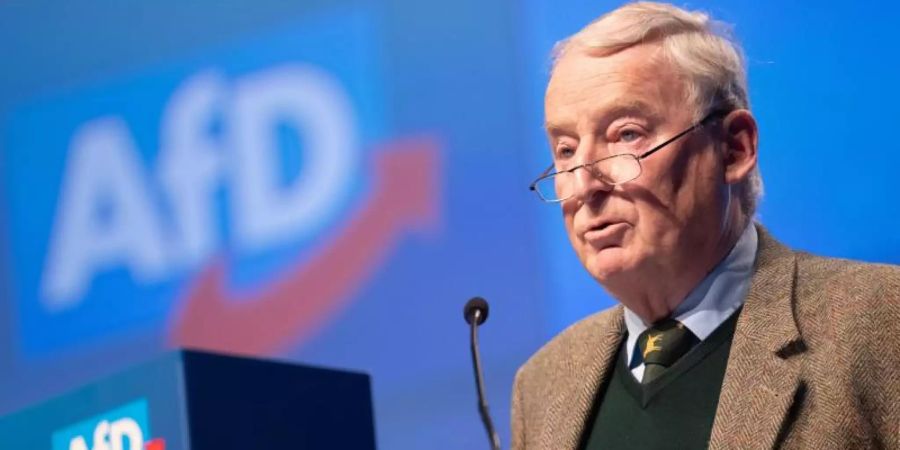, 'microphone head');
464,297,490,325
